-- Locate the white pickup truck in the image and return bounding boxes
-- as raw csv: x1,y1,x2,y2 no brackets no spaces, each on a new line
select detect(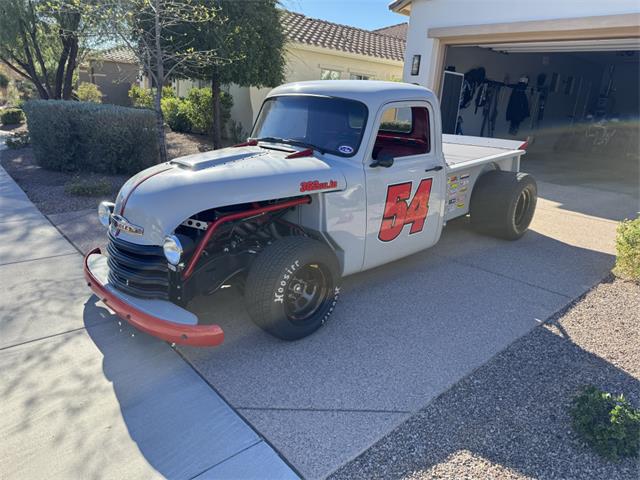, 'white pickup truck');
84,81,536,347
